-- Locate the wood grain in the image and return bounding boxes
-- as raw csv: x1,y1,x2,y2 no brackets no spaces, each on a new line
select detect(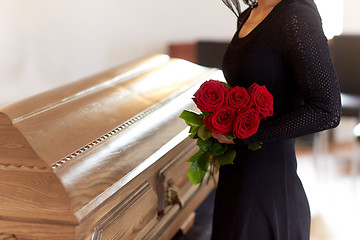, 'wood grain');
92,182,157,240
180,212,196,234
0,169,77,224
0,233,18,240
0,220,75,240
0,125,47,170
0,55,170,120
1,57,213,167
0,113,11,126
0,55,223,239
144,177,215,240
